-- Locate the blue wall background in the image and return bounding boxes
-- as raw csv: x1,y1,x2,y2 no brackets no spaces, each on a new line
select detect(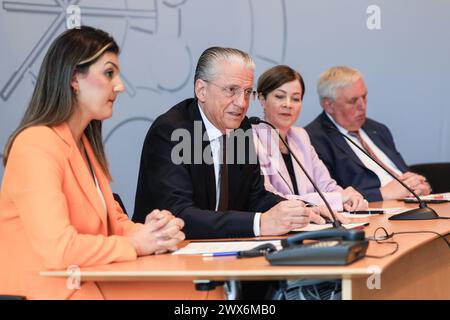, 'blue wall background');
1,0,449,215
